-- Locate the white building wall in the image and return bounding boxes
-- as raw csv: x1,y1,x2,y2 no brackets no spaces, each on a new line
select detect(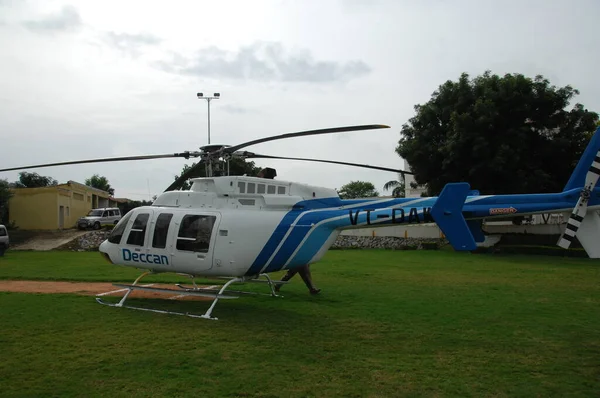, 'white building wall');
404,163,427,198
